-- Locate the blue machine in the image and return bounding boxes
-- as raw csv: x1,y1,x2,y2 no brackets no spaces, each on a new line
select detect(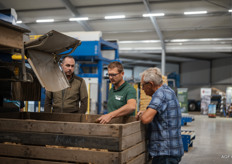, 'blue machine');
168,72,180,88
67,38,119,114
0,9,17,25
